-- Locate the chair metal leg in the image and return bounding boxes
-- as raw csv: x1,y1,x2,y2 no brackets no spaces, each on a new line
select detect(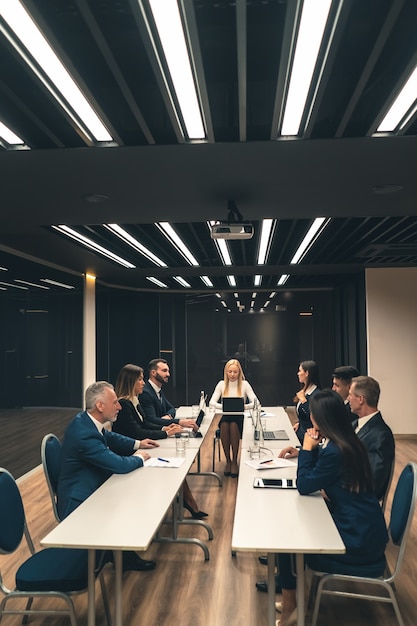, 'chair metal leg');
22,597,33,625
99,571,112,626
